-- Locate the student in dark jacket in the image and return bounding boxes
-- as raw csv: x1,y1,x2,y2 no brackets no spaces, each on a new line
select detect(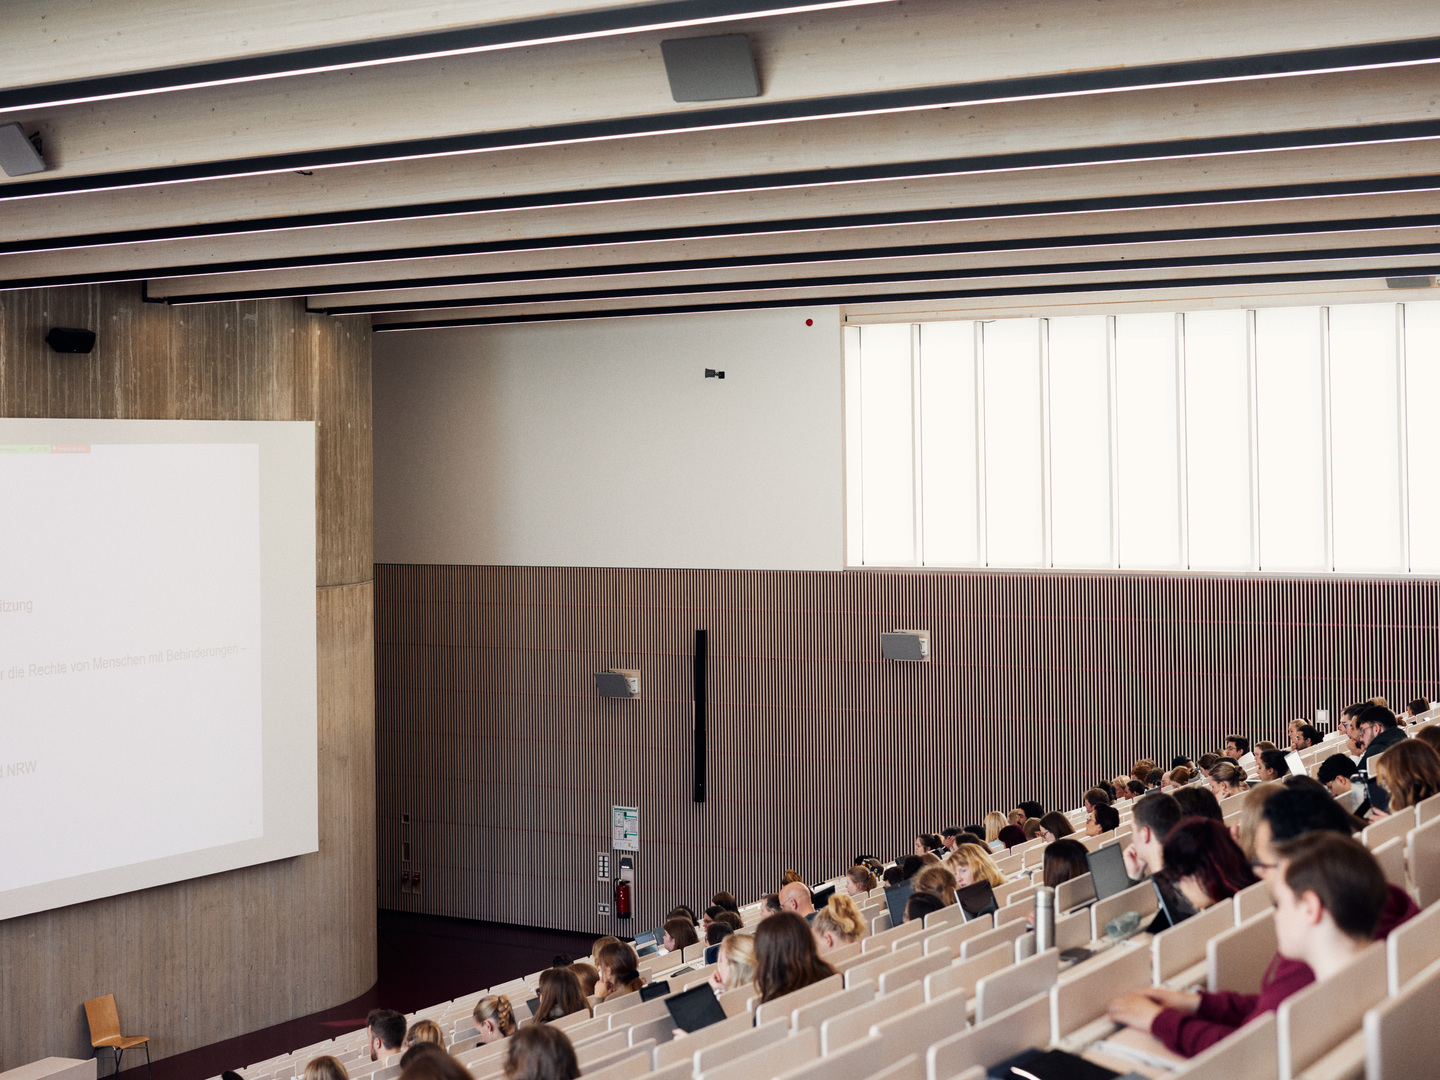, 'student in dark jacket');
1355,704,1407,812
